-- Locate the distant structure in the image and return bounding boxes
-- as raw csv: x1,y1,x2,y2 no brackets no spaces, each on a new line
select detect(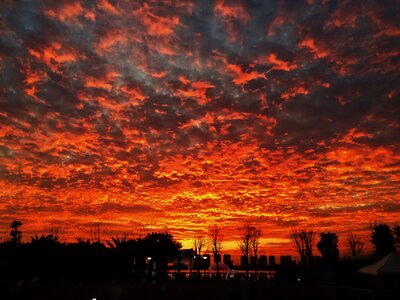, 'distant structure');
280,255,293,265
172,249,194,270
269,255,276,266
202,254,211,269
240,255,247,268
259,255,268,268
90,223,101,243
223,254,233,268
250,256,257,268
